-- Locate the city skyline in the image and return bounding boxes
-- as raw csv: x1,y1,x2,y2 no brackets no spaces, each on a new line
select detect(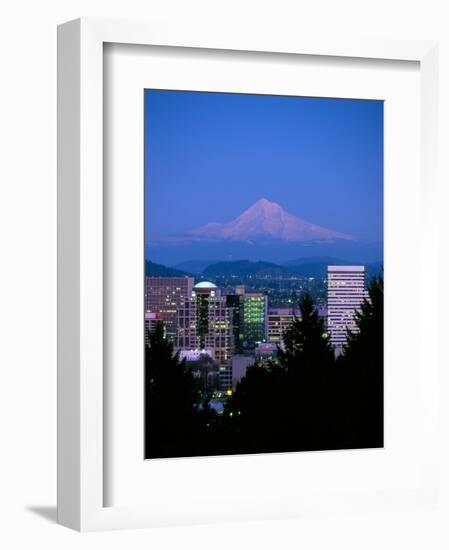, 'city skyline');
144,266,367,366
144,263,383,459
